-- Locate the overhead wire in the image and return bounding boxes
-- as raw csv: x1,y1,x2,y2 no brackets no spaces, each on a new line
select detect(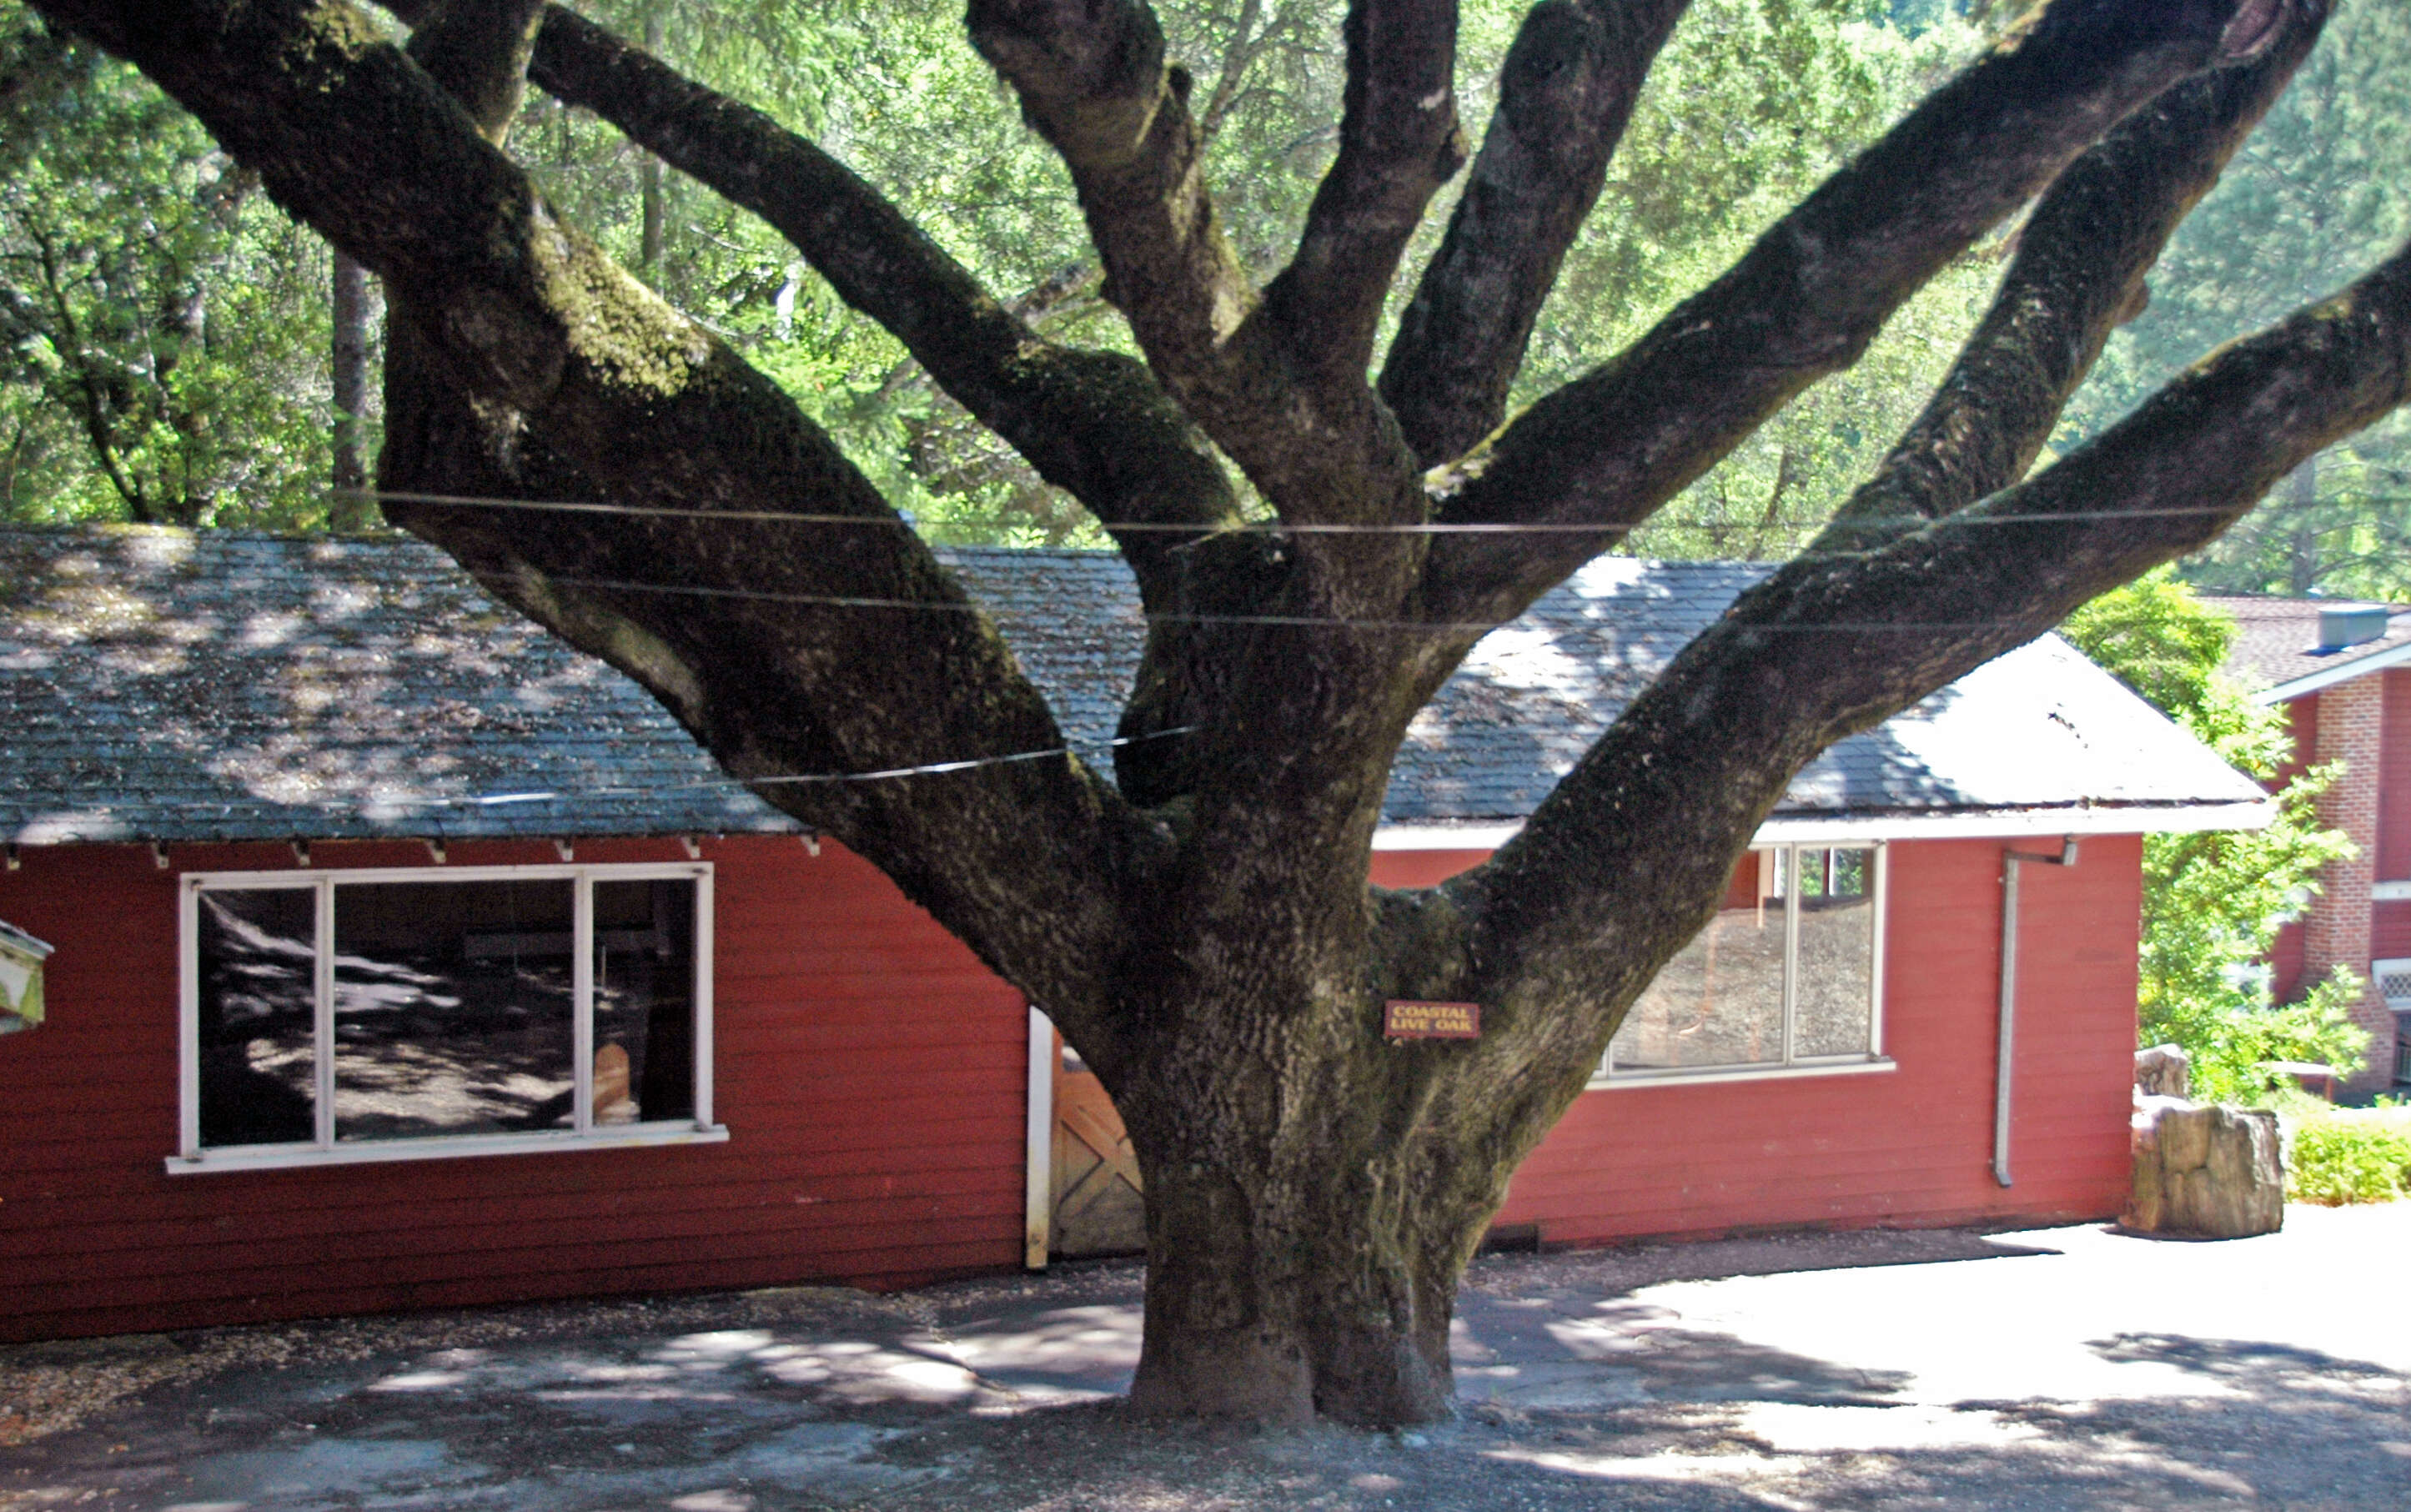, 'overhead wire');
334,485,2262,634
347,485,2248,537
10,481,2357,811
